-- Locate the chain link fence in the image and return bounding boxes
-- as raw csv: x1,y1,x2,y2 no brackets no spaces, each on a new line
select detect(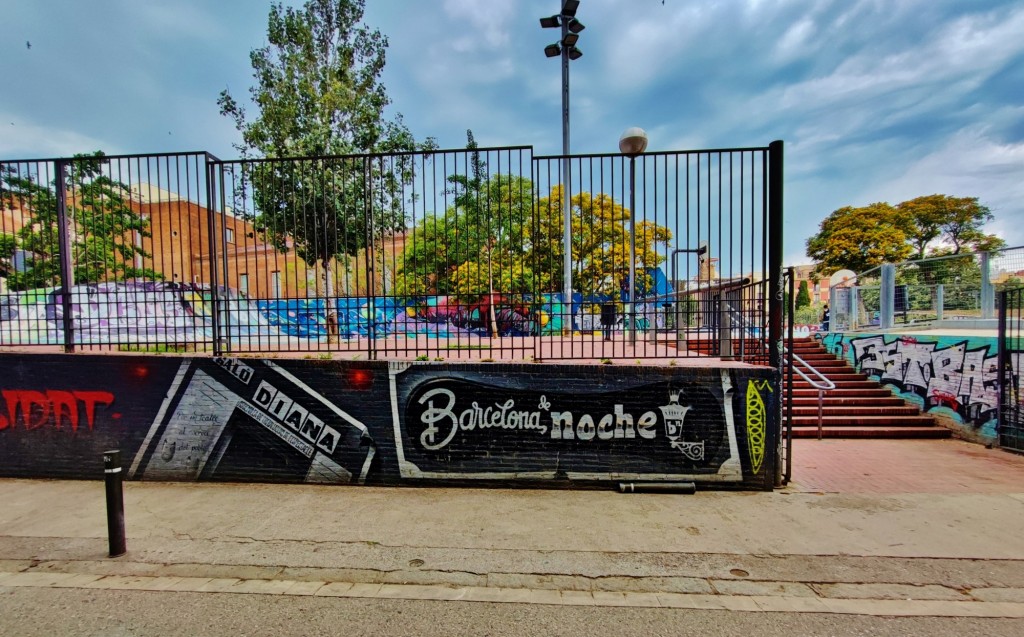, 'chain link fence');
830,245,1024,331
